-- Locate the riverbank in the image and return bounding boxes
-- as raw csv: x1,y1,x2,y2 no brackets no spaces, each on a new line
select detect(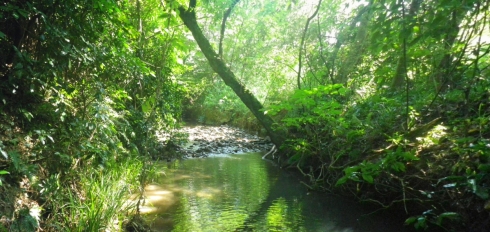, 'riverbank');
159,125,274,158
